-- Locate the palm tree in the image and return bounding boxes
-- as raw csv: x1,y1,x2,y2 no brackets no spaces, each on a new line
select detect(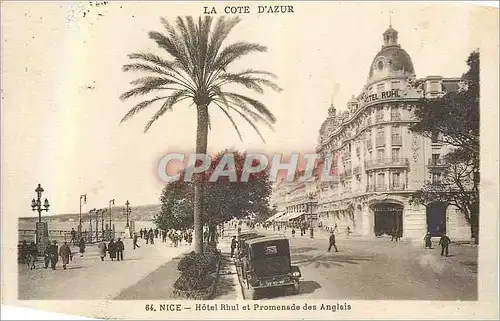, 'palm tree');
119,16,282,254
